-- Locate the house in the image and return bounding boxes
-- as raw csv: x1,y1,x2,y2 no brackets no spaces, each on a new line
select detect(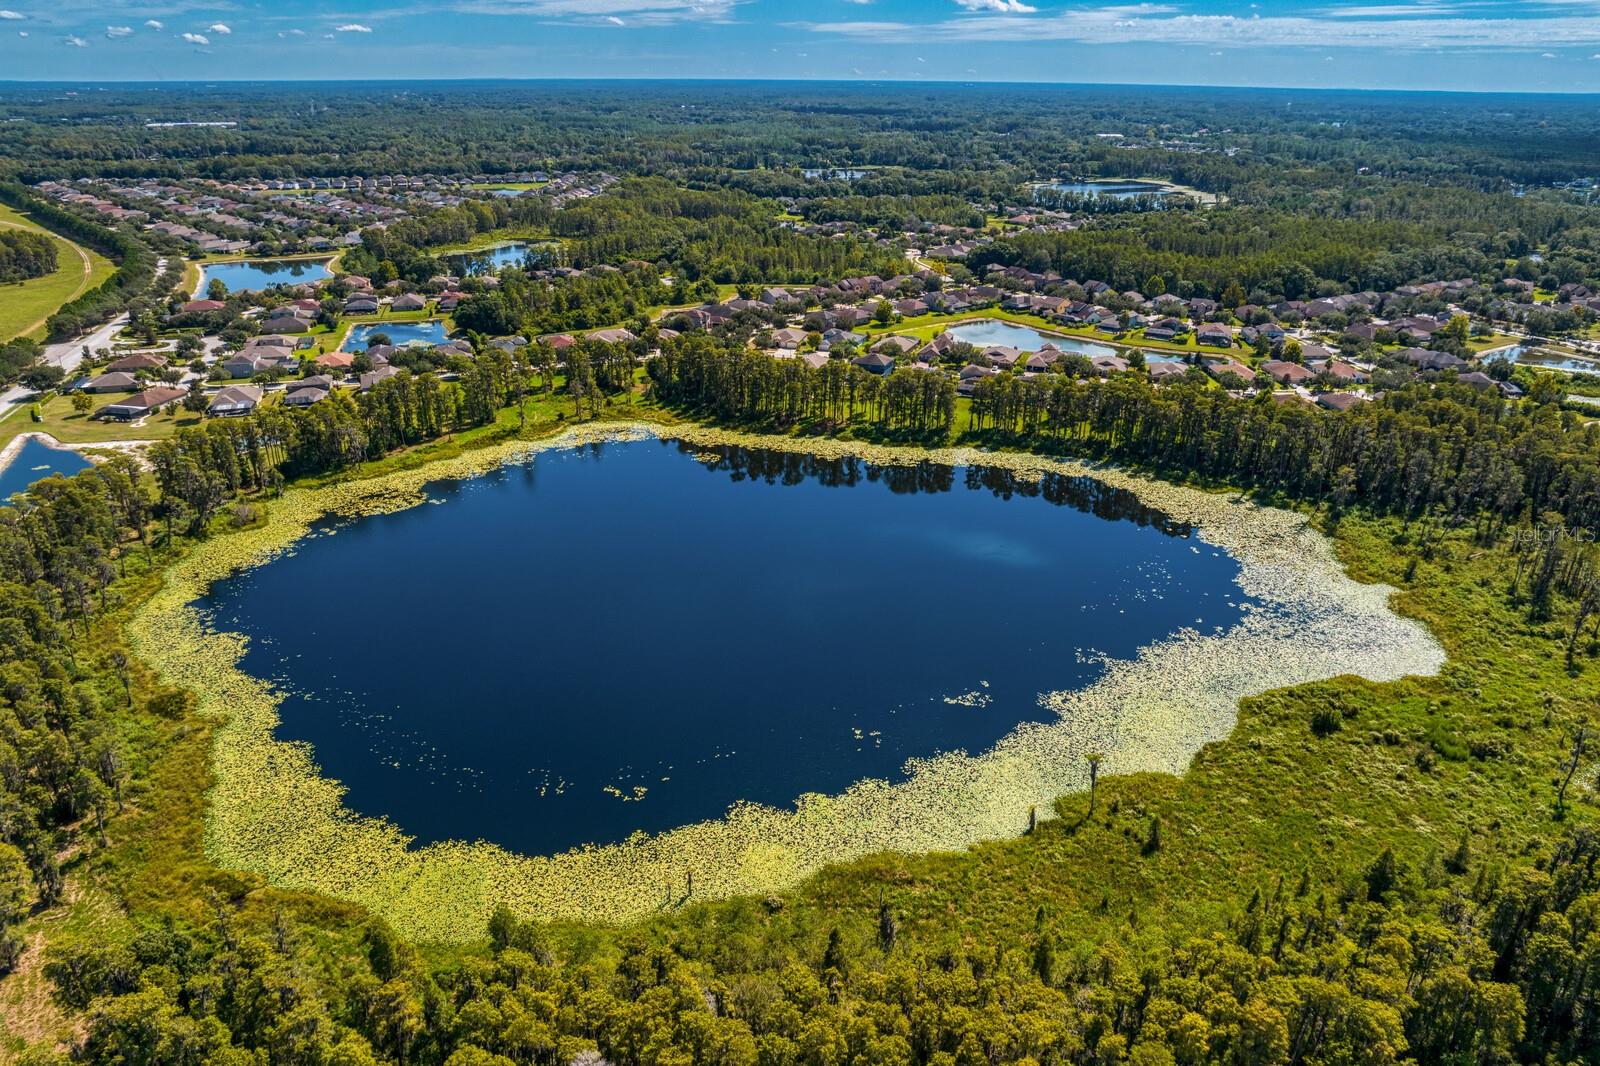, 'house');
344,295,380,315
1397,347,1465,371
1091,354,1131,375
392,293,428,312
769,327,809,350
97,386,188,421
1324,360,1367,384
437,291,465,311
180,299,226,314
873,335,918,356
316,352,356,370
984,346,1024,370
1148,361,1190,383
283,376,334,406
852,351,895,375
1261,360,1316,385
106,353,168,373
207,385,262,417
1317,392,1363,412
759,287,792,305
588,328,637,344
797,351,829,370
359,366,400,391
1196,323,1234,348
1204,360,1257,384
260,315,309,335
80,371,140,393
